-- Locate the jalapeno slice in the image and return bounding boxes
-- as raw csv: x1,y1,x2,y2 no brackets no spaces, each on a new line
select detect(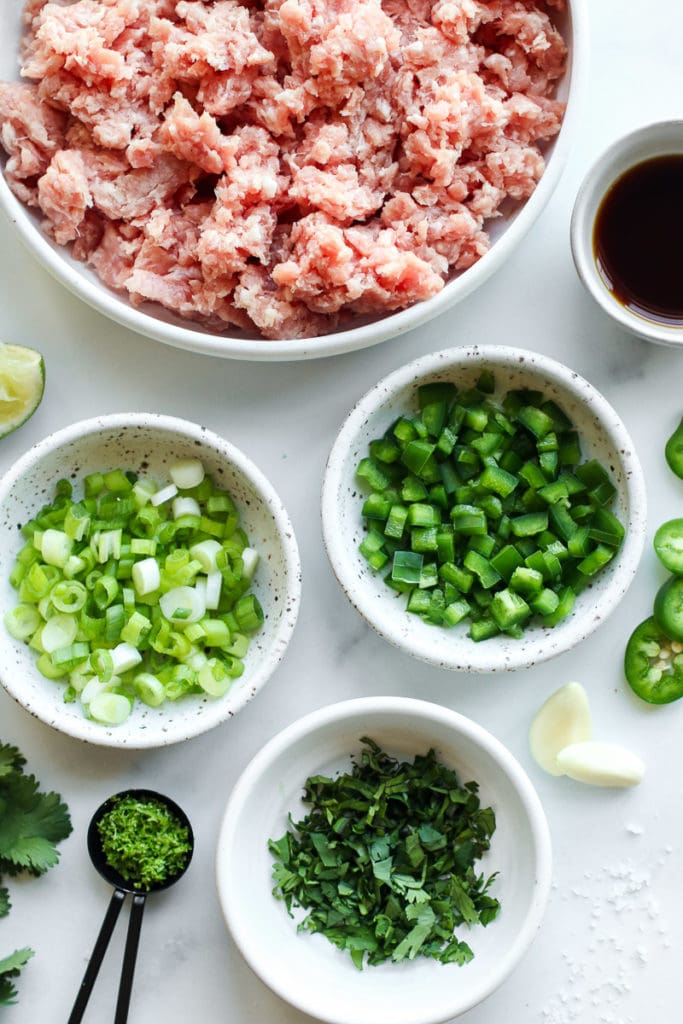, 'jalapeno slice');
653,576,683,642
653,519,683,575
624,616,683,704
665,416,683,479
